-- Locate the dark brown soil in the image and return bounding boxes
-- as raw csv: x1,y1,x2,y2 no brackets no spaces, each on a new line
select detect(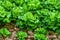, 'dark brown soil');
0,23,60,40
